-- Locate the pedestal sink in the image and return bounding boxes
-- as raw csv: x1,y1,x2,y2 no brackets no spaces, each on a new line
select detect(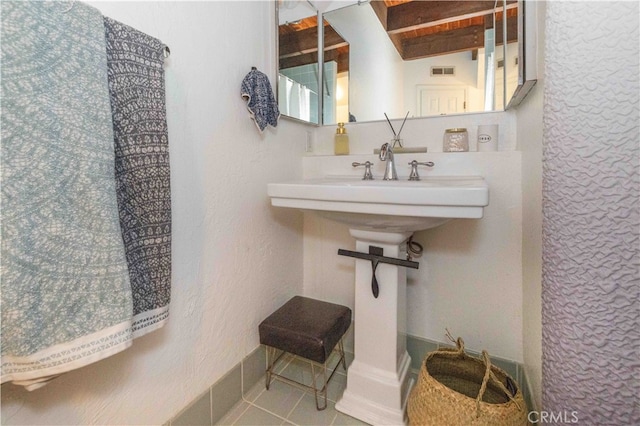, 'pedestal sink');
267,175,489,425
